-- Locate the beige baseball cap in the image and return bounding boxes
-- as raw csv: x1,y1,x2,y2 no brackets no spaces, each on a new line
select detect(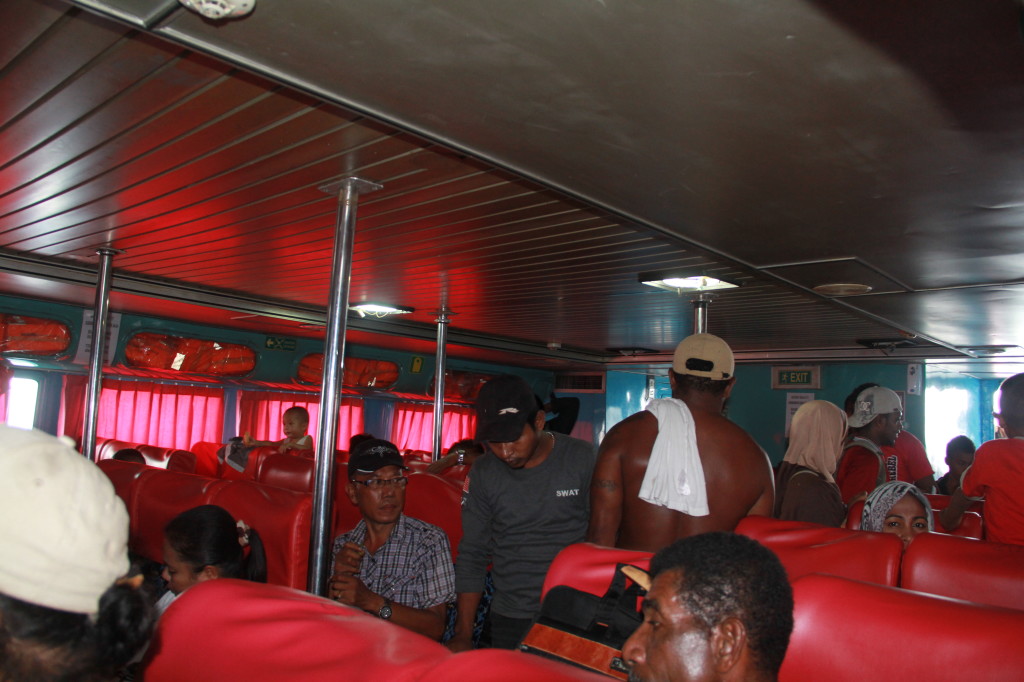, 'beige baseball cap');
672,333,735,380
0,426,129,614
